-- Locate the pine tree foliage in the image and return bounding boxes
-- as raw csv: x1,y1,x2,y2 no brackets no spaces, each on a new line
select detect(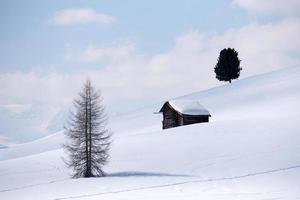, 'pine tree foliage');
63,80,111,178
214,48,242,83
